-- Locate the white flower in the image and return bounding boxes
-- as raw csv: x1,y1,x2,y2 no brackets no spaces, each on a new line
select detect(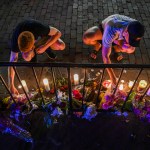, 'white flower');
82,104,97,121
51,107,63,117
57,90,63,99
